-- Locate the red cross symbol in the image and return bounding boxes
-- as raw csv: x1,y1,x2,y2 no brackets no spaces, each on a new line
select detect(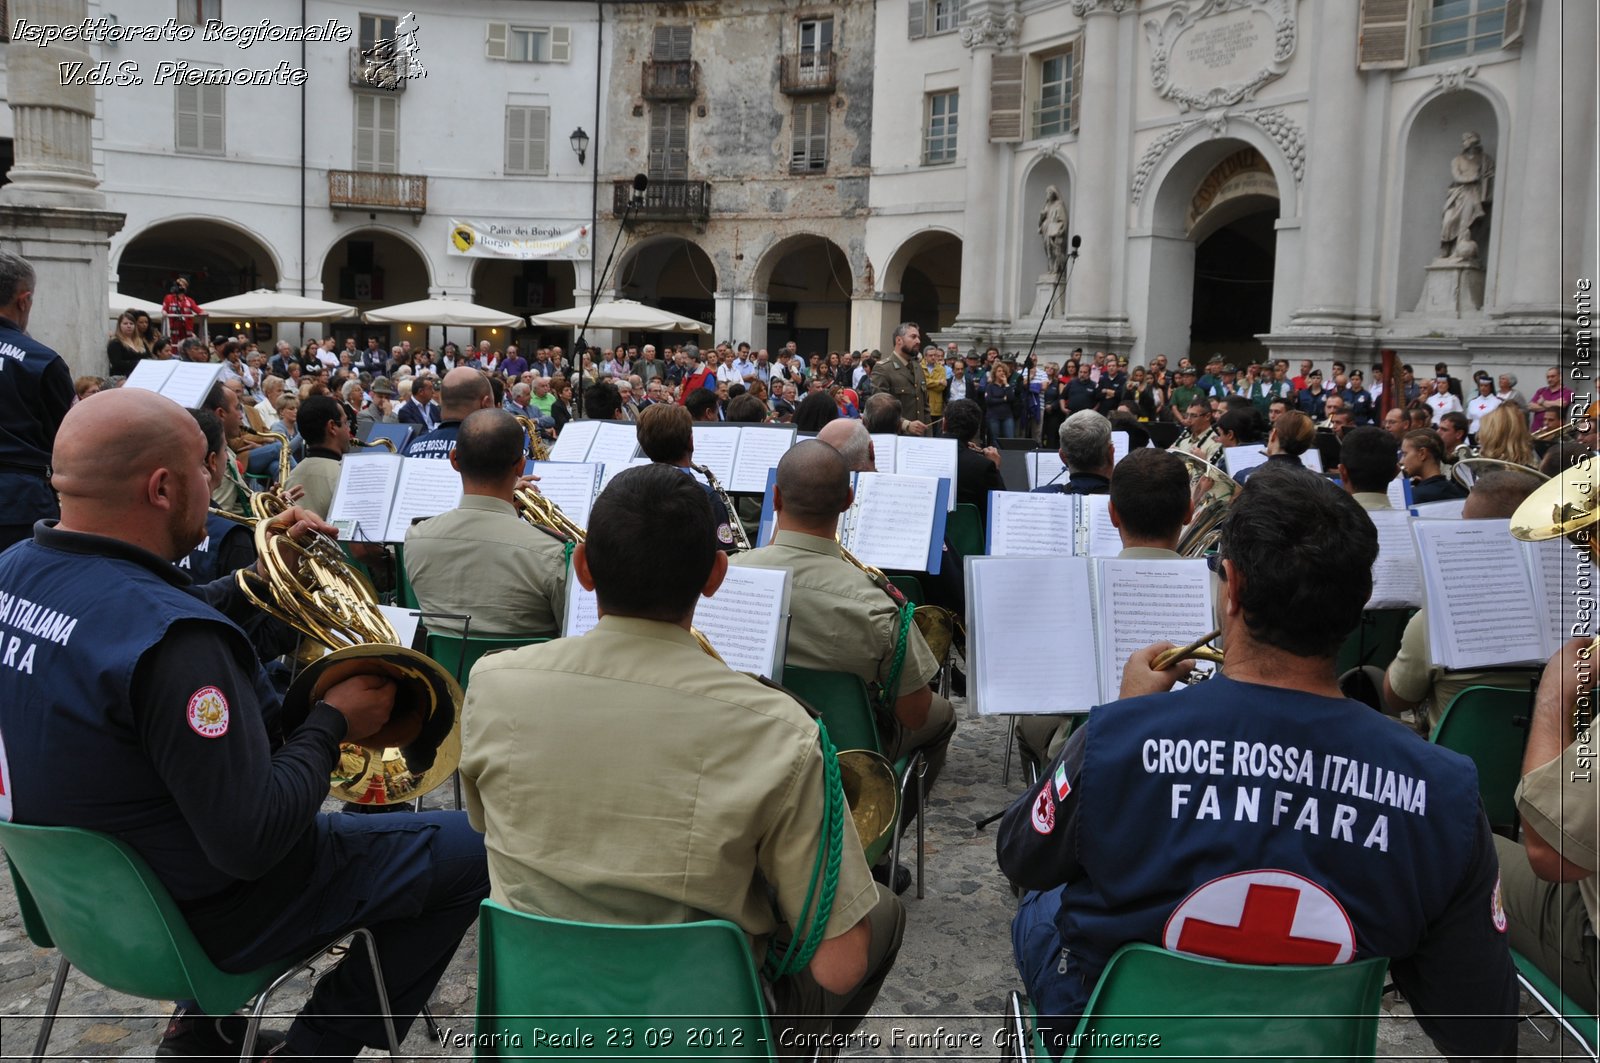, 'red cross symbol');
1175,882,1345,965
